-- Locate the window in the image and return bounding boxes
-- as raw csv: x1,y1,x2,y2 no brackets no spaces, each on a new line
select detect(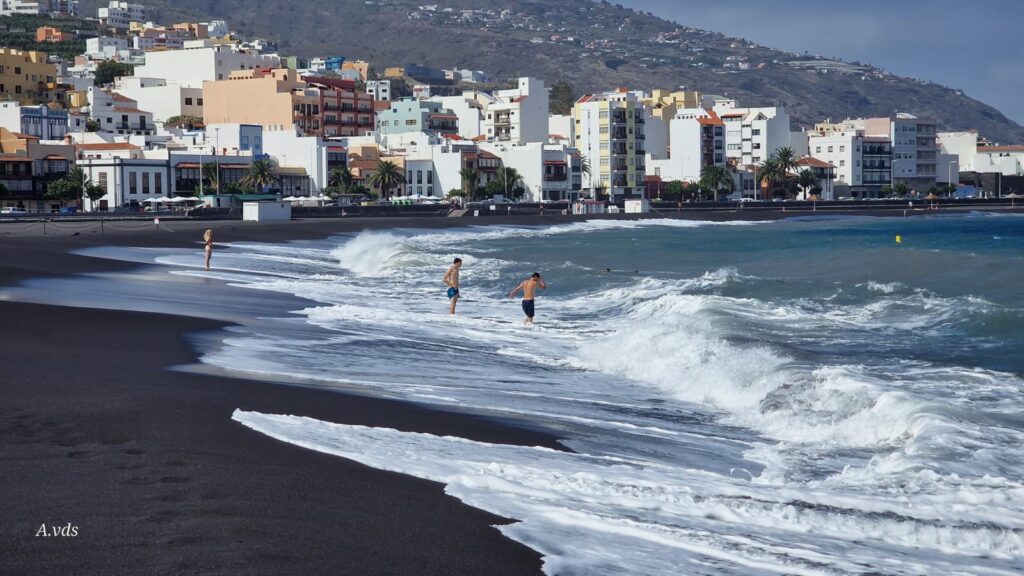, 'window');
840,160,846,167
142,172,150,195
129,172,137,195
15,86,21,95
827,146,833,153
815,146,821,153
241,136,249,148
197,98,203,106
416,170,422,184
427,171,433,184
752,129,761,136
154,174,162,195
185,97,193,105
14,67,21,74
405,119,417,126
98,173,108,192
840,145,845,153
